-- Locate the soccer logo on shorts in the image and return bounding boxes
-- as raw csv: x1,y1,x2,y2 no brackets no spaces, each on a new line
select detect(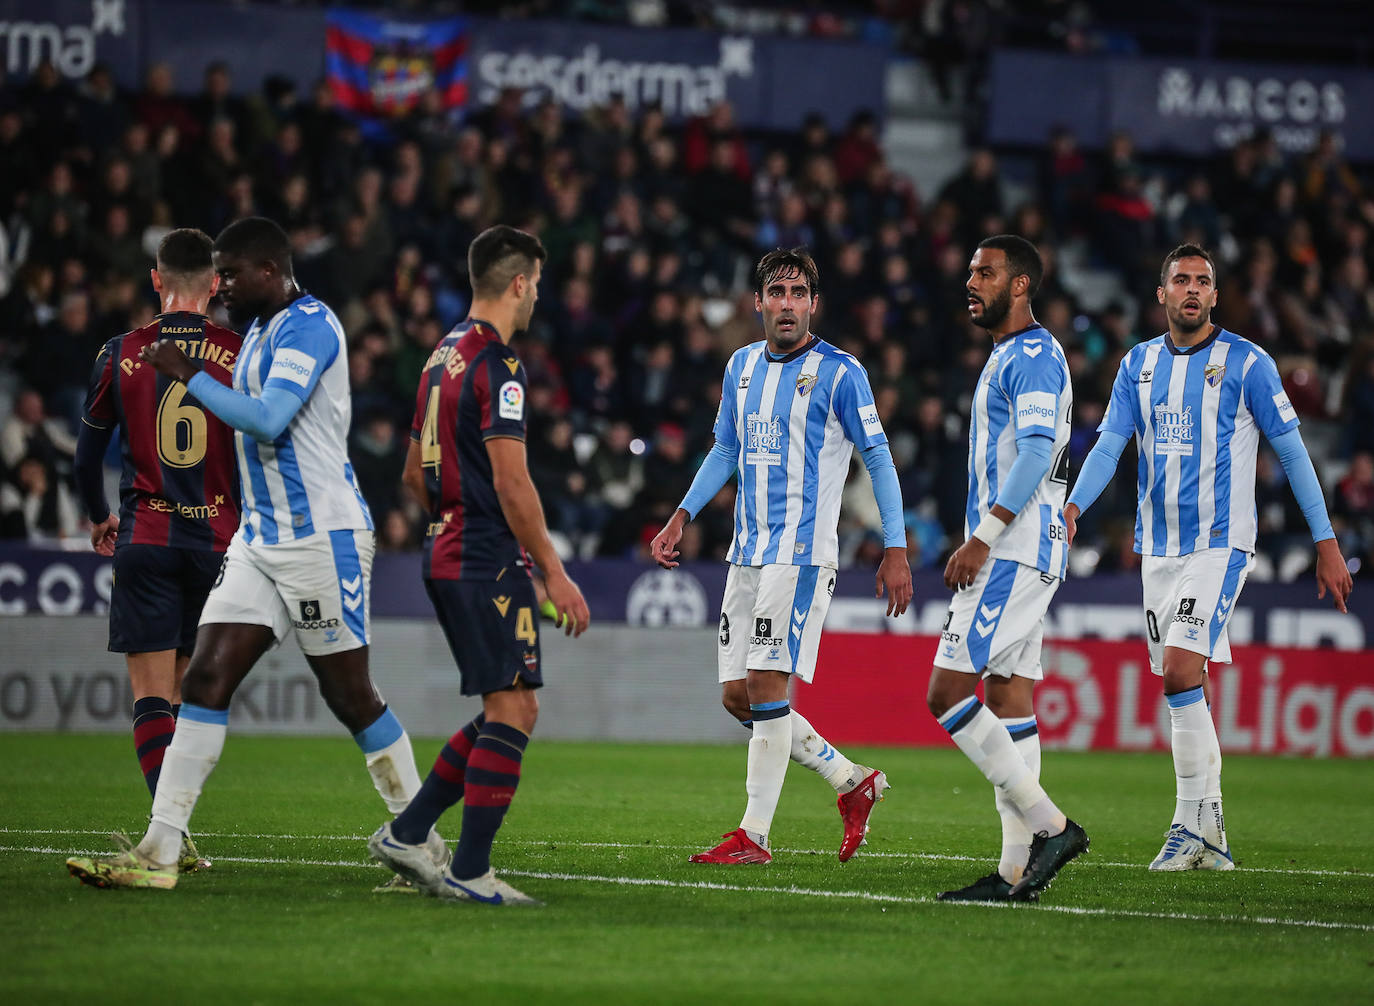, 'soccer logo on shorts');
755,617,772,637
1177,597,1196,617
300,599,321,621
